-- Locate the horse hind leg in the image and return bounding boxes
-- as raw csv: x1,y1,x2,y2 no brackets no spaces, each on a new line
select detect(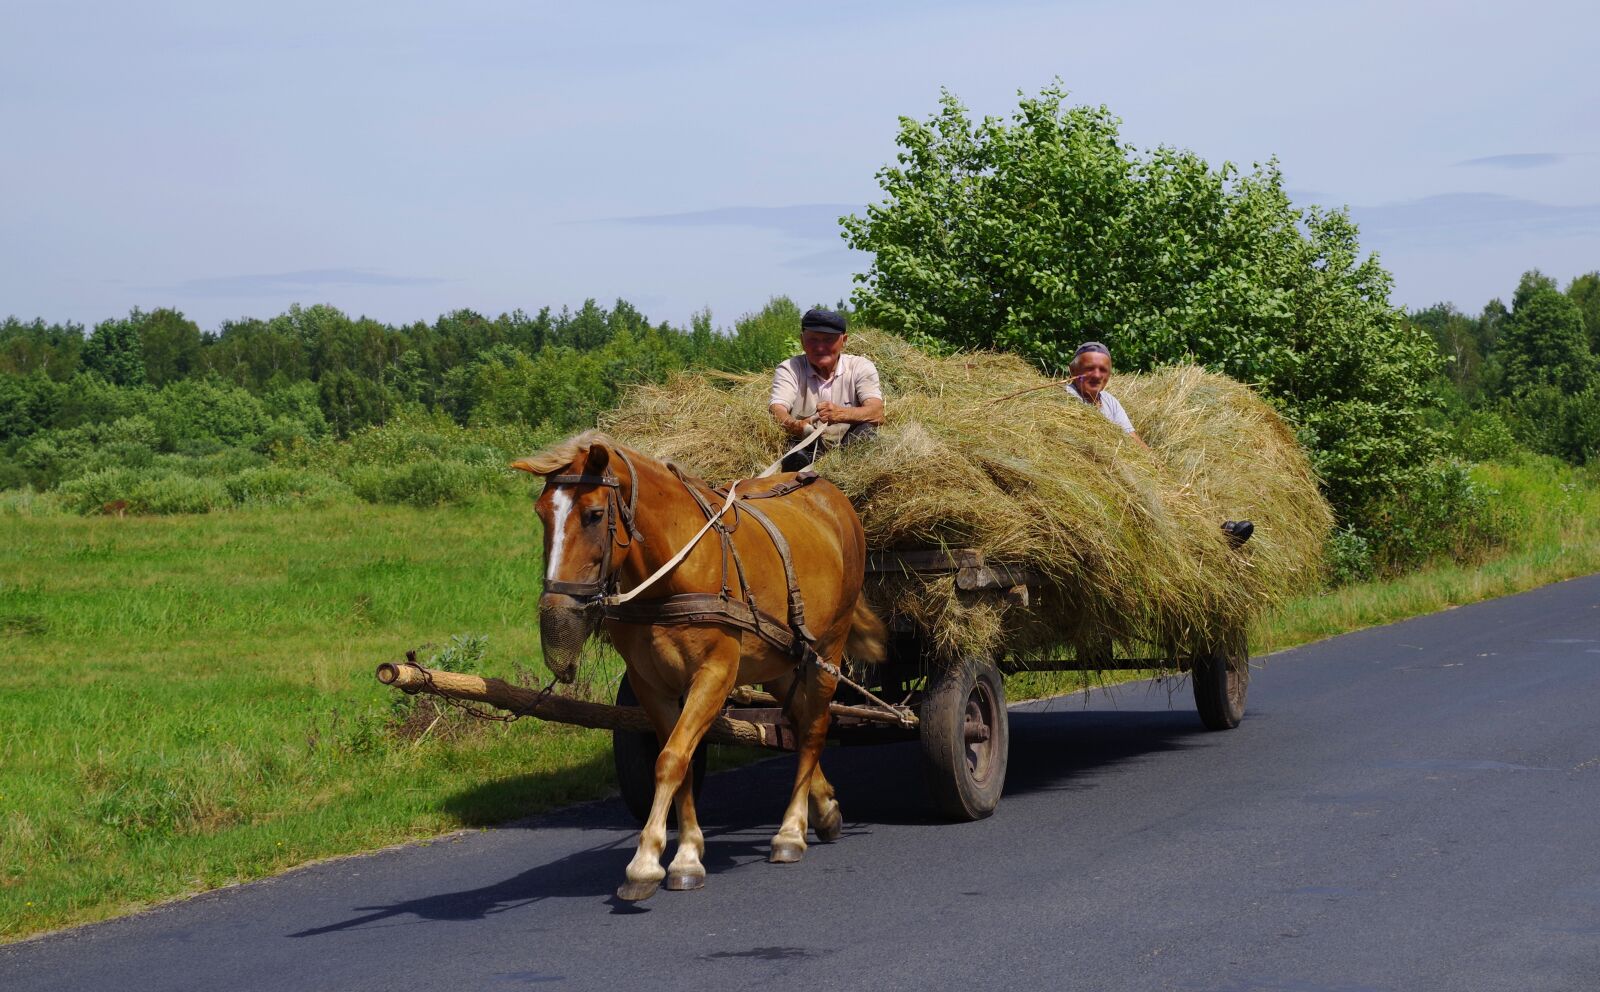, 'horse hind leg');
808,765,842,843
769,660,837,863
